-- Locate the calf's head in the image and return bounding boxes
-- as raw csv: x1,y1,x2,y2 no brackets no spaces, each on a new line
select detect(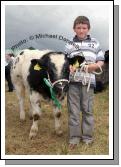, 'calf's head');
30,52,70,100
